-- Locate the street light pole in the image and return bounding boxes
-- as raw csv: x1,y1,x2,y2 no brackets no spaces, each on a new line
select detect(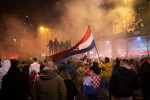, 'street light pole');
125,0,129,58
